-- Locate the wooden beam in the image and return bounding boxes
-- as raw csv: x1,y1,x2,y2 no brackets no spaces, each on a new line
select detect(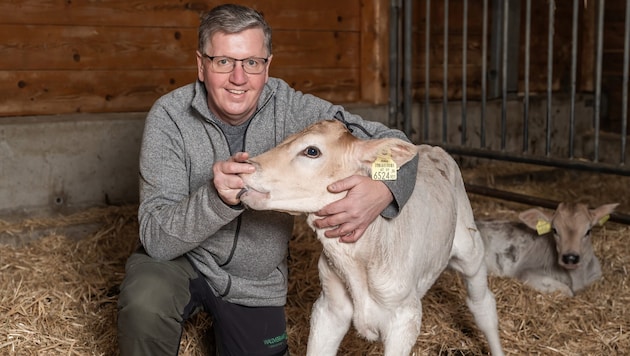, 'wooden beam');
360,0,389,104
